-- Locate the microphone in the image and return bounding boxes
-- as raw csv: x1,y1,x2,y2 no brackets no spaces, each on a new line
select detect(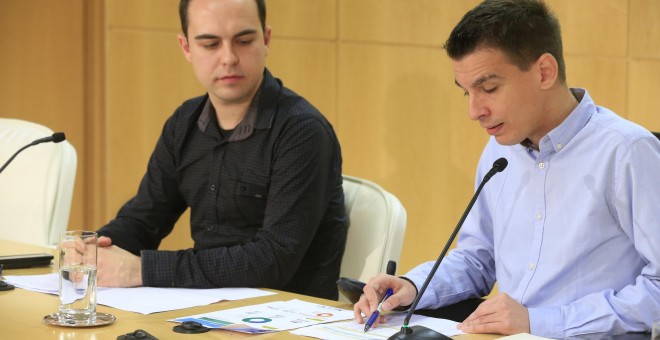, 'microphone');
0,132,67,174
389,157,508,340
